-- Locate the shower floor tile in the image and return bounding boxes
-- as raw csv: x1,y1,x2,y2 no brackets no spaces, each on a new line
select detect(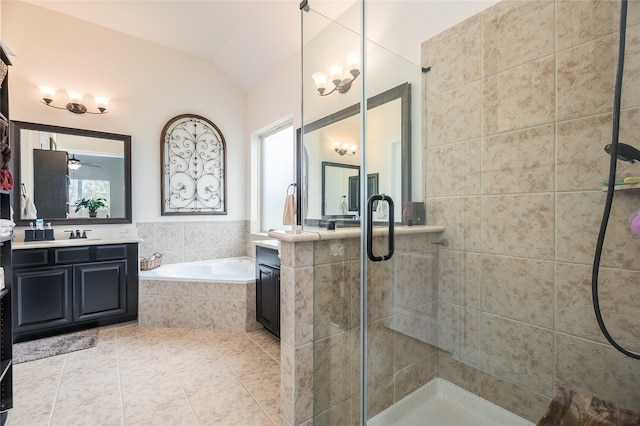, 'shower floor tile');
368,378,533,426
